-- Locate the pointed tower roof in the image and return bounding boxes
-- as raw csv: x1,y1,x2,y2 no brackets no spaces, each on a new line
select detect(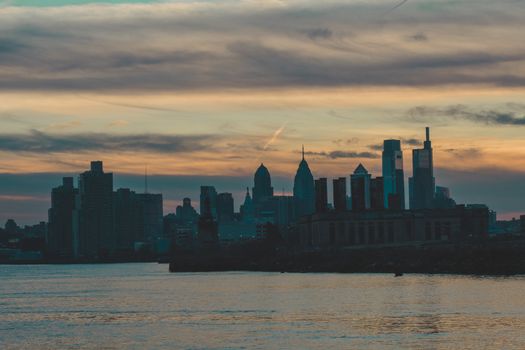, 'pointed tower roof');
353,163,369,174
